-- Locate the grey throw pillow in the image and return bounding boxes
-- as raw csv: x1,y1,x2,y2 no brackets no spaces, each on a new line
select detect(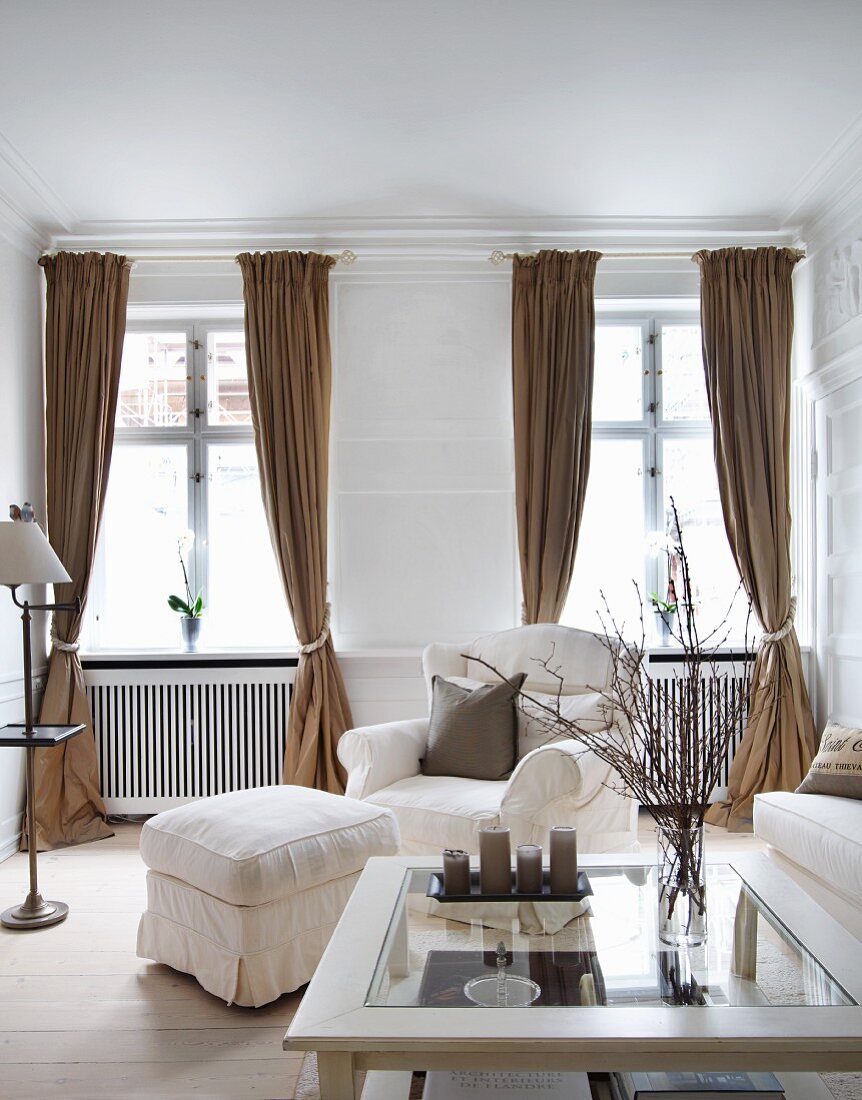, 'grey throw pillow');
796,721,862,799
422,673,527,781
